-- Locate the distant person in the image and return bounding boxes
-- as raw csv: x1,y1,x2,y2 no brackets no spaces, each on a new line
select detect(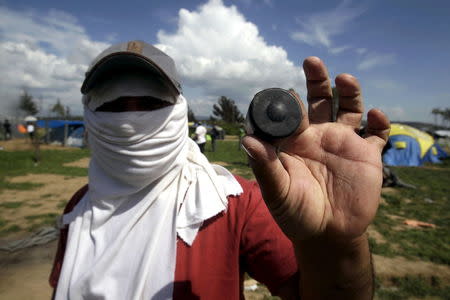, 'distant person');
26,122,35,141
210,125,219,152
238,126,245,150
194,122,207,153
3,119,11,140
